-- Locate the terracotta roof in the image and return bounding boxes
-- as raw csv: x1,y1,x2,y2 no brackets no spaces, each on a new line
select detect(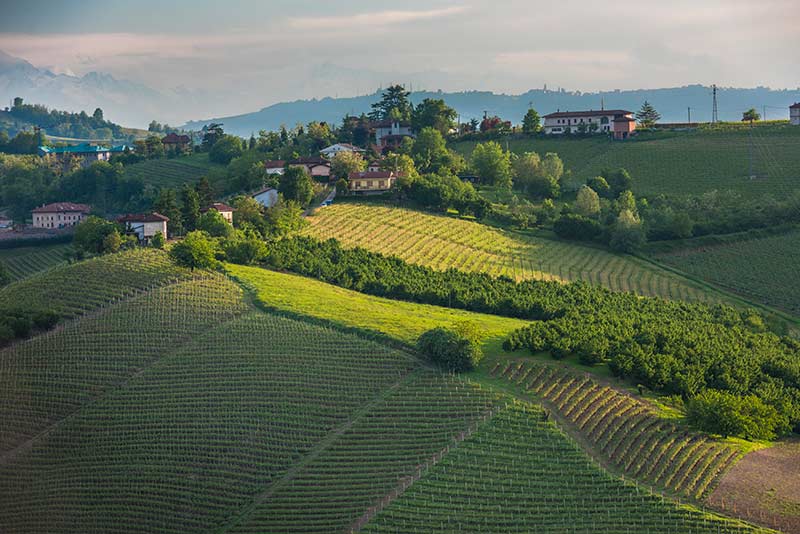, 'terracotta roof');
118,212,170,223
162,133,191,144
292,156,328,165
264,160,286,169
202,202,235,213
349,171,395,179
31,202,91,214
543,110,632,119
